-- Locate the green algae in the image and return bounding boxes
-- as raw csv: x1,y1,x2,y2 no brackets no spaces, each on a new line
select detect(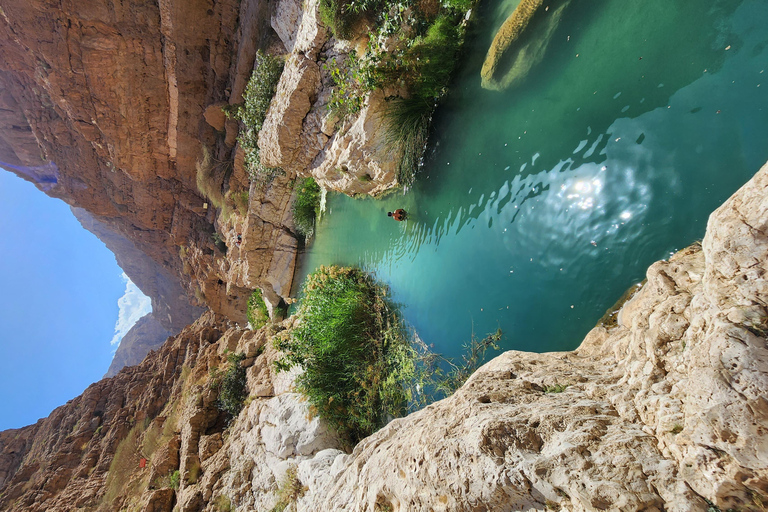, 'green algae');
481,0,570,91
